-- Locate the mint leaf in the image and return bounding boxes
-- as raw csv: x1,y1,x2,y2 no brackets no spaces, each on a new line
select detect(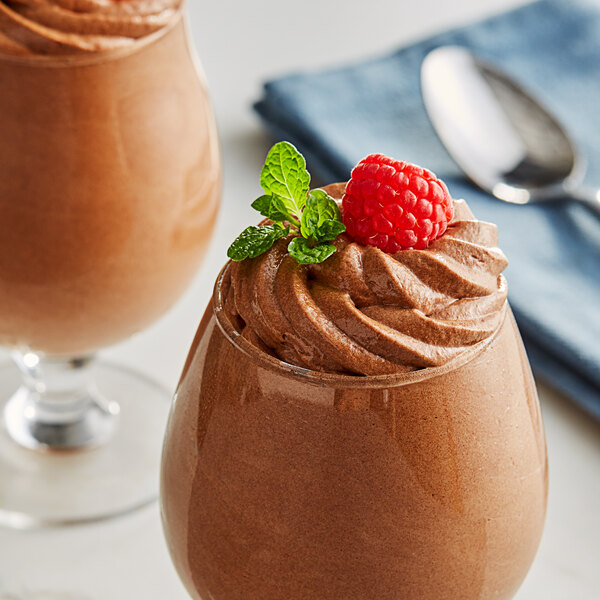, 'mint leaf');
260,141,310,222
251,194,291,223
288,237,337,265
227,223,289,261
300,189,346,242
